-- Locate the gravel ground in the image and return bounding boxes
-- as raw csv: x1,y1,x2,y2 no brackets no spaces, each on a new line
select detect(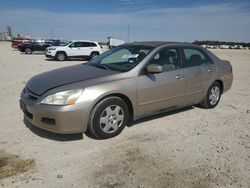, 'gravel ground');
0,42,249,188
